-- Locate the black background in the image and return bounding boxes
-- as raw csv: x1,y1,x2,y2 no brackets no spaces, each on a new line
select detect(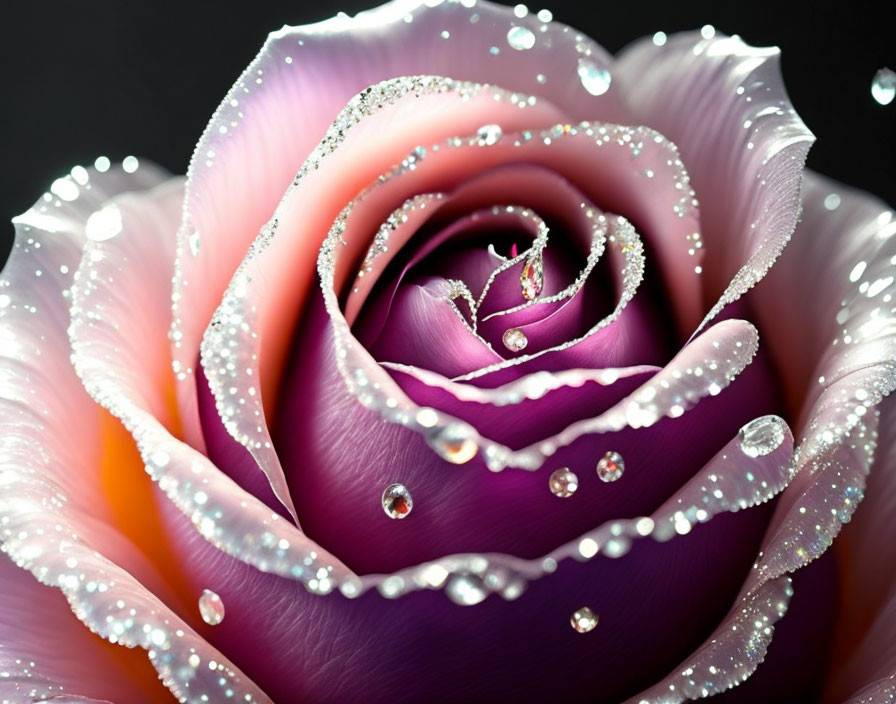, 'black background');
1,0,894,262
